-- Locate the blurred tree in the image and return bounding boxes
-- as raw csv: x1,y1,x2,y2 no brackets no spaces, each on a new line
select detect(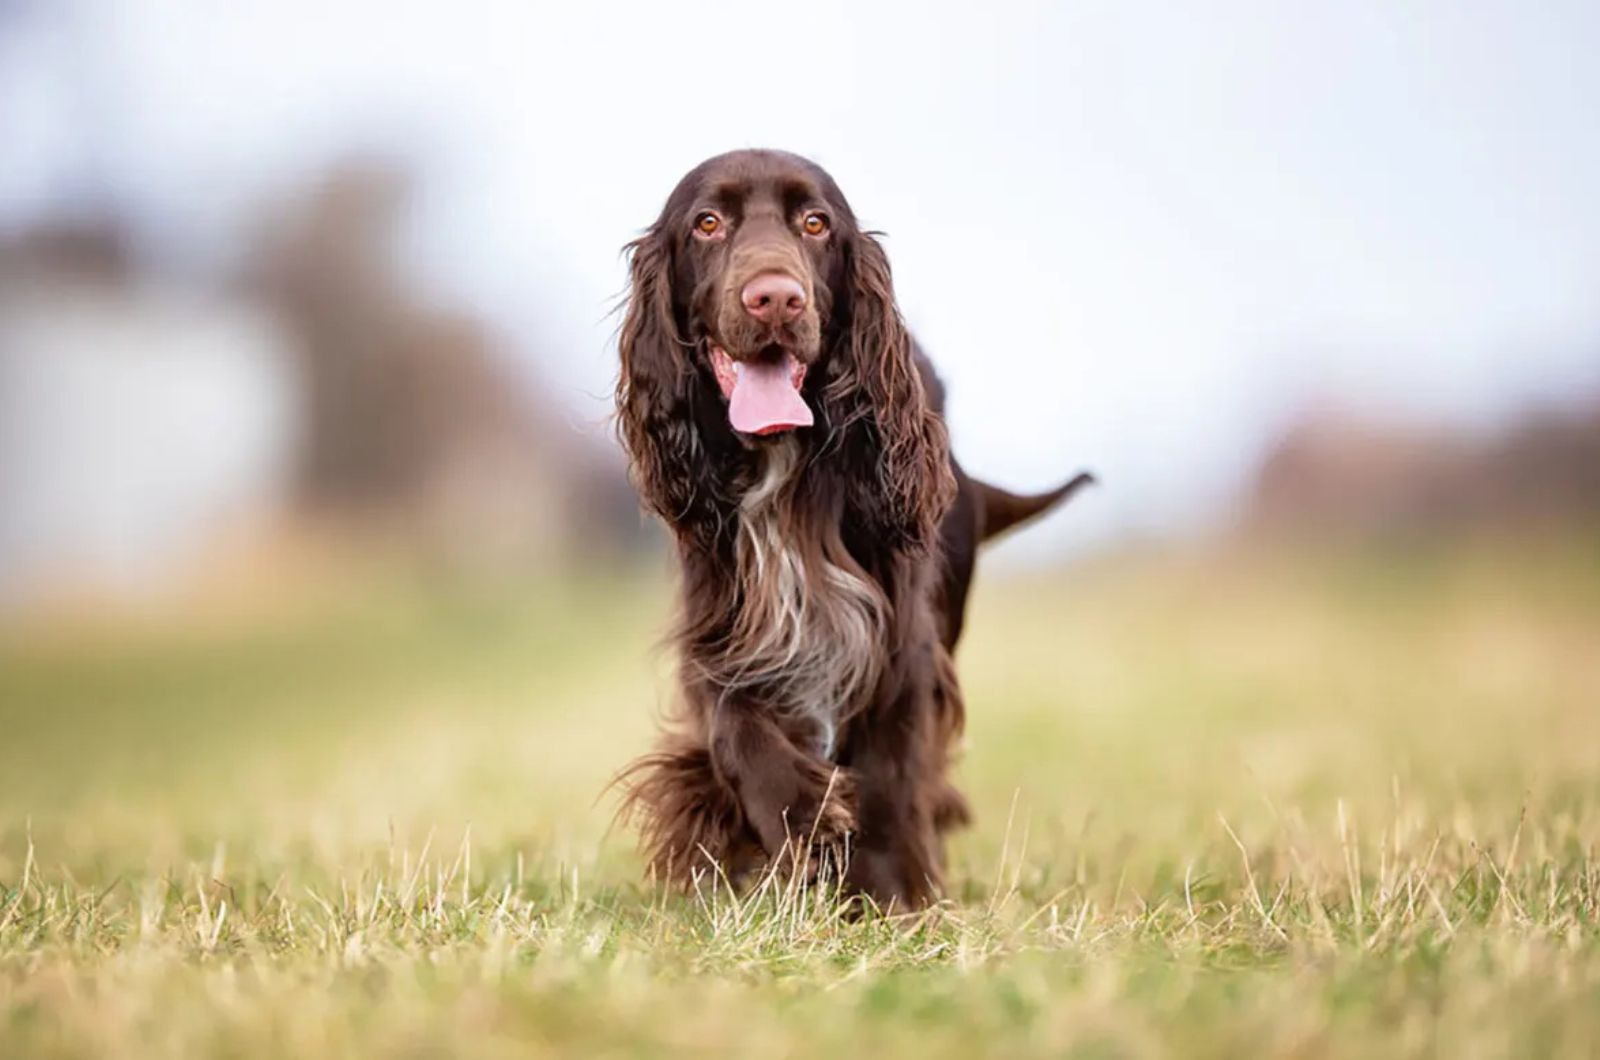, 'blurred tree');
250,160,638,568
1247,395,1600,540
